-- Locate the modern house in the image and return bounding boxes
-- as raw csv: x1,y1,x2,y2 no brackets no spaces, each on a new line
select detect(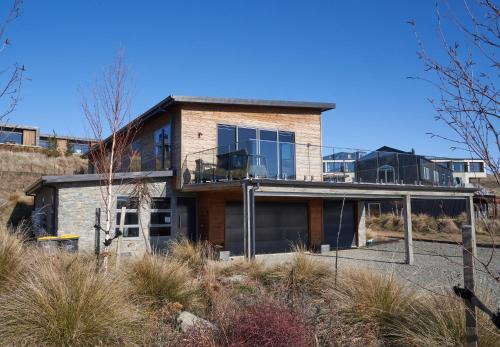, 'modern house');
428,157,487,187
26,96,477,263
322,151,366,183
0,123,95,154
